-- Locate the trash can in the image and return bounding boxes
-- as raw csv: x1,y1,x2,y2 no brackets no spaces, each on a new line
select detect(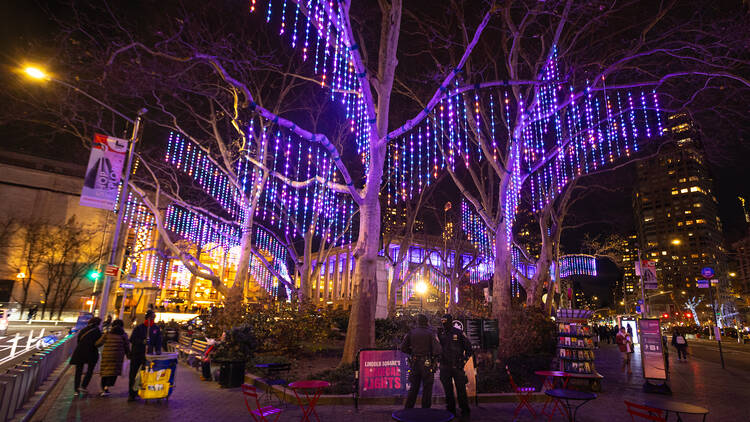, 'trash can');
140,352,178,400
217,360,245,388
